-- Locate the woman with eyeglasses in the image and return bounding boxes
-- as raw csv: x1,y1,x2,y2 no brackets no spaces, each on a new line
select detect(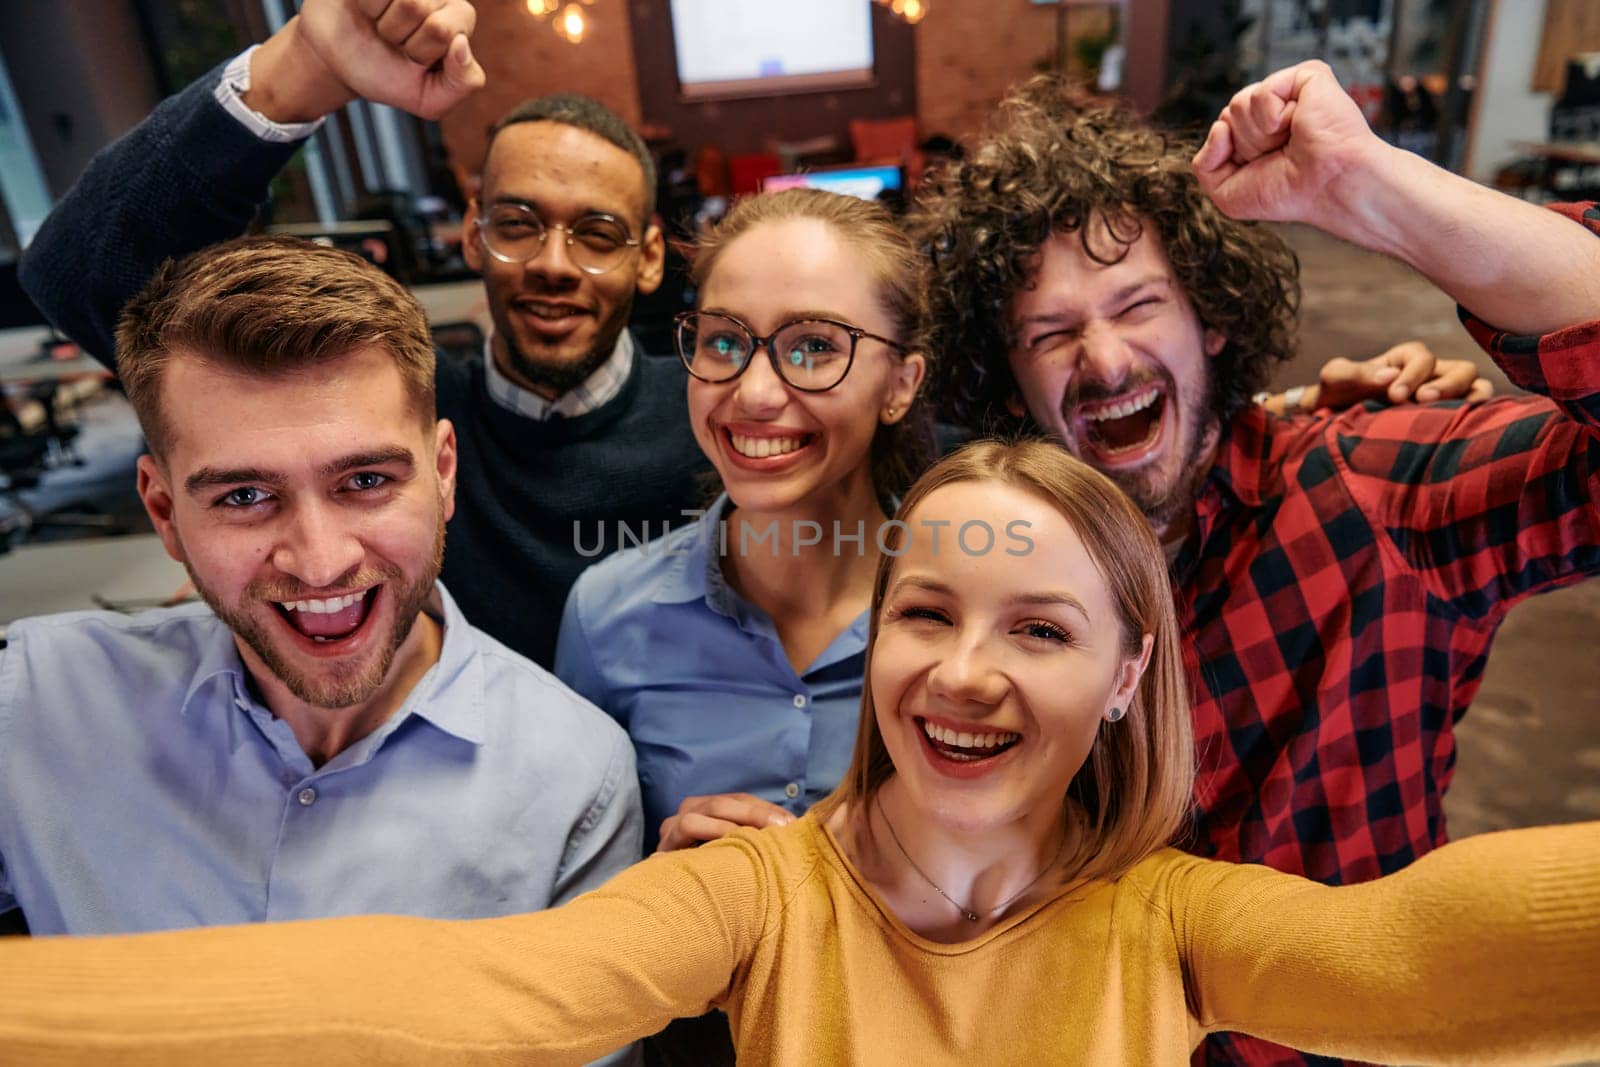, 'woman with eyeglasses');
3,440,1595,1065
554,188,932,855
